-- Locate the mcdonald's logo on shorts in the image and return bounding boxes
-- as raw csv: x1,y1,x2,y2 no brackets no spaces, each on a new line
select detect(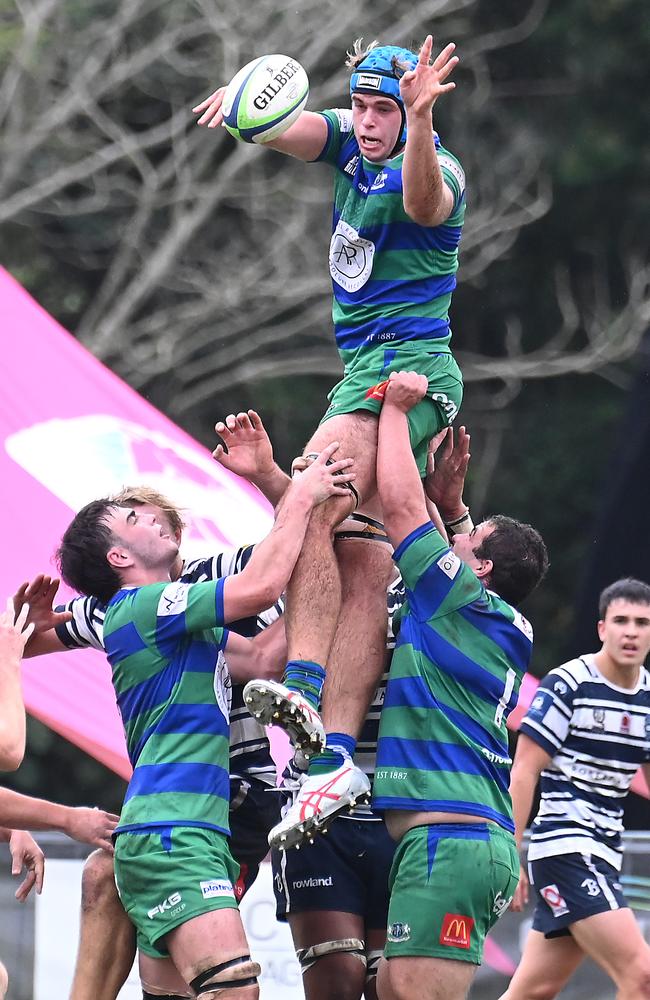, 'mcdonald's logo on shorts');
440,912,475,949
